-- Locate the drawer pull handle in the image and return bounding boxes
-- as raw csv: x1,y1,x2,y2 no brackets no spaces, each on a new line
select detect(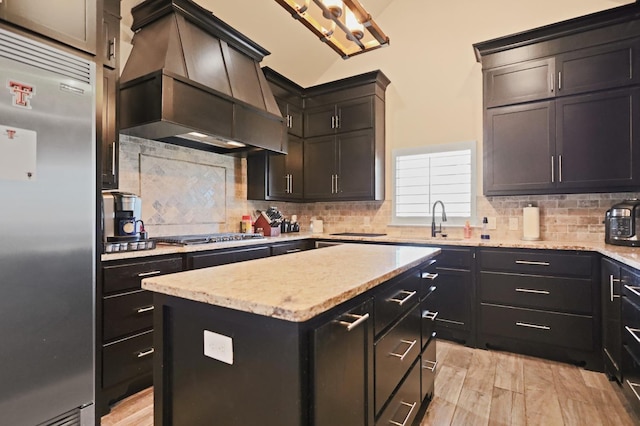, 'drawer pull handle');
515,260,550,266
626,326,640,344
337,313,370,331
389,401,417,426
137,348,154,358
515,288,550,295
610,275,621,301
137,270,162,277
421,272,439,280
388,290,417,306
437,318,464,325
627,380,640,402
389,339,417,361
285,248,302,254
422,310,438,321
624,285,640,298
516,321,550,330
136,305,154,314
422,359,437,372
